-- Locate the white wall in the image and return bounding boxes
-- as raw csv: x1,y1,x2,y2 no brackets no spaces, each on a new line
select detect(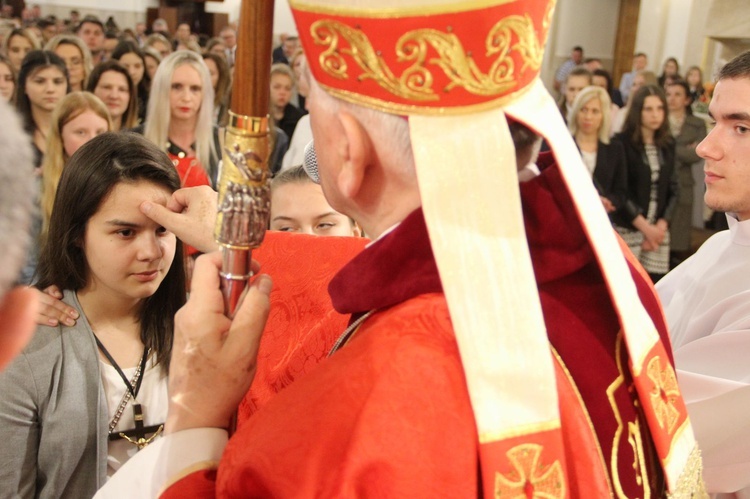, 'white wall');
205,0,297,36
35,0,156,30
635,0,711,75
541,0,620,89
